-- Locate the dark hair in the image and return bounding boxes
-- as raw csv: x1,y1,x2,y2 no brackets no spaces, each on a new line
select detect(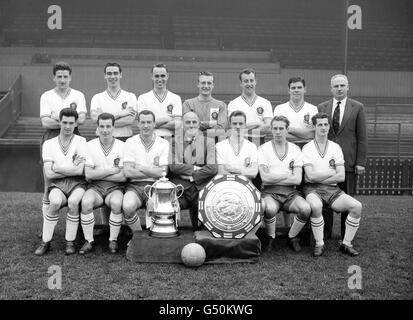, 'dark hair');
198,71,214,82
104,62,122,74
53,61,72,75
151,63,168,74
59,108,78,121
138,110,156,122
239,68,256,81
271,115,290,129
288,77,306,88
229,110,247,124
311,112,330,126
97,112,115,126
